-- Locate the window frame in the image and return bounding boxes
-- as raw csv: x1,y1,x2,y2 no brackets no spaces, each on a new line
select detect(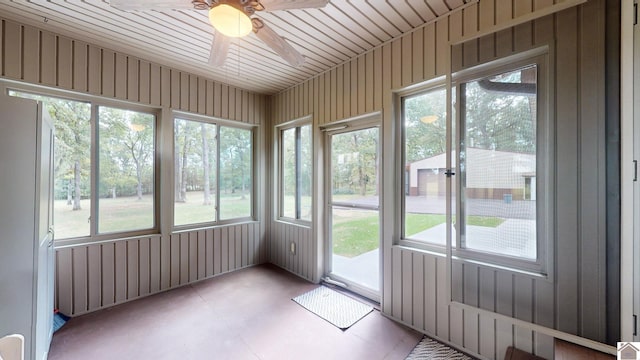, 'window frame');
275,116,312,225
396,47,553,276
171,111,257,230
3,81,162,246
